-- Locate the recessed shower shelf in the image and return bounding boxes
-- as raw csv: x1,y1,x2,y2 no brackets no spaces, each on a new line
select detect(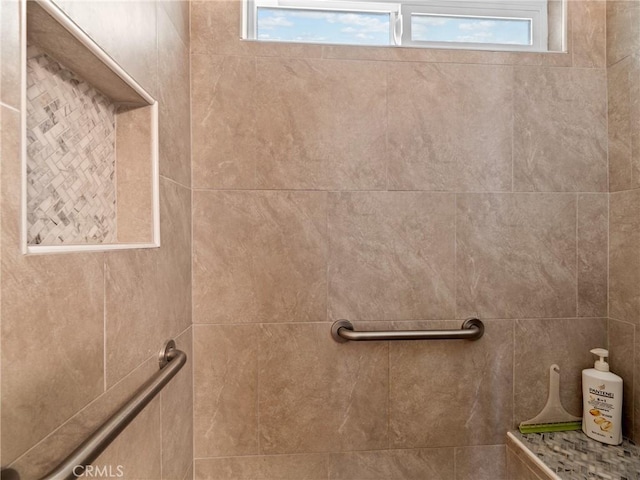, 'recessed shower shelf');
21,0,160,254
